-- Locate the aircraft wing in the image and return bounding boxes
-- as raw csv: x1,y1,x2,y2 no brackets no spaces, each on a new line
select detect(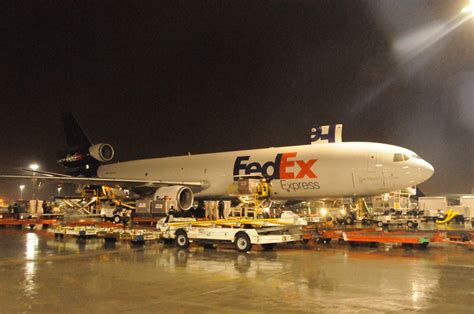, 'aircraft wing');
17,168,72,177
0,175,207,188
